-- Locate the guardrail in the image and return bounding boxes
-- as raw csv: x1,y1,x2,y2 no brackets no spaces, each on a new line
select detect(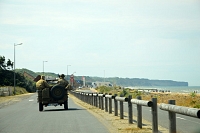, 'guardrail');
159,100,200,133
70,91,200,133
